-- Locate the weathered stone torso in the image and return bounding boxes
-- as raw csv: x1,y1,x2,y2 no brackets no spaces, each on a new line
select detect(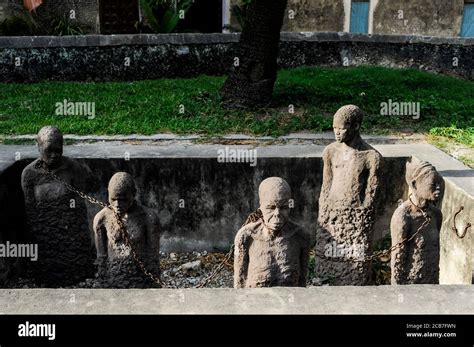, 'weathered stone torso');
326,145,380,208
391,201,441,284
93,205,160,288
21,157,95,287
235,220,309,288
